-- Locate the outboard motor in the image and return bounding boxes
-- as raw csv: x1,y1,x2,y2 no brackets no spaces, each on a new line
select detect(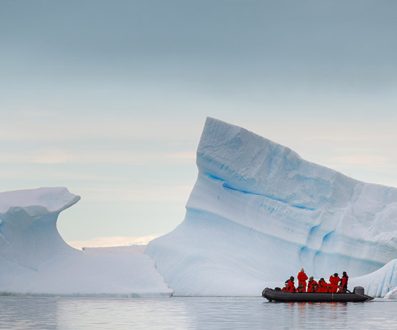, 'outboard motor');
353,286,365,295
